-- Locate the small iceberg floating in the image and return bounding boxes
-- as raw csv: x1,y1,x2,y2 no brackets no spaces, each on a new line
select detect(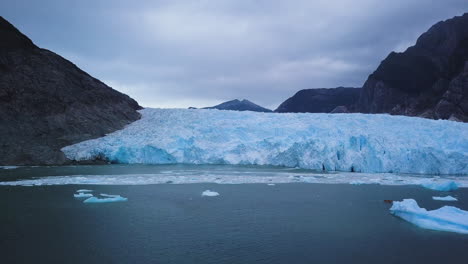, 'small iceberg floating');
433,196,458,201
76,189,93,193
202,190,219,197
83,193,128,203
74,192,93,198
390,199,468,234
421,180,458,191
0,166,19,170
